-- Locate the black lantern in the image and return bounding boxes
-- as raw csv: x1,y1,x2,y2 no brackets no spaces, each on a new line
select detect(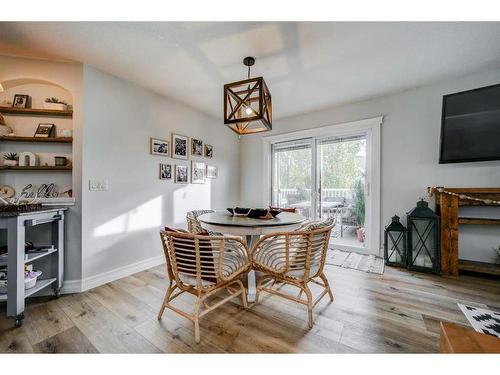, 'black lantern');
407,199,440,274
384,215,407,267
